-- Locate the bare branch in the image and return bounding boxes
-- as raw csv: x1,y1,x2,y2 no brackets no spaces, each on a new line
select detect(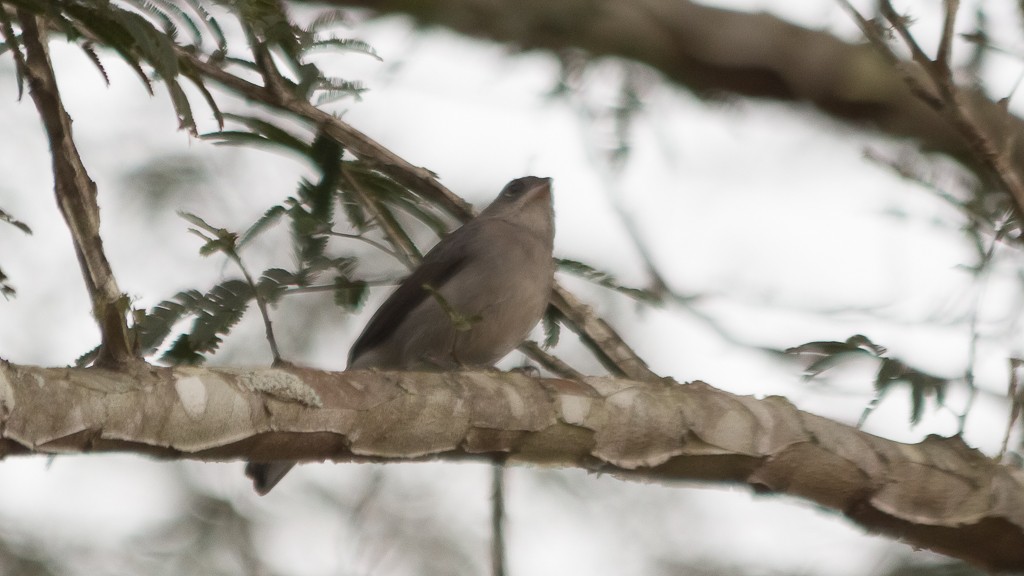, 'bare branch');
844,1,1024,222
490,465,507,576
15,10,133,367
936,0,960,73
